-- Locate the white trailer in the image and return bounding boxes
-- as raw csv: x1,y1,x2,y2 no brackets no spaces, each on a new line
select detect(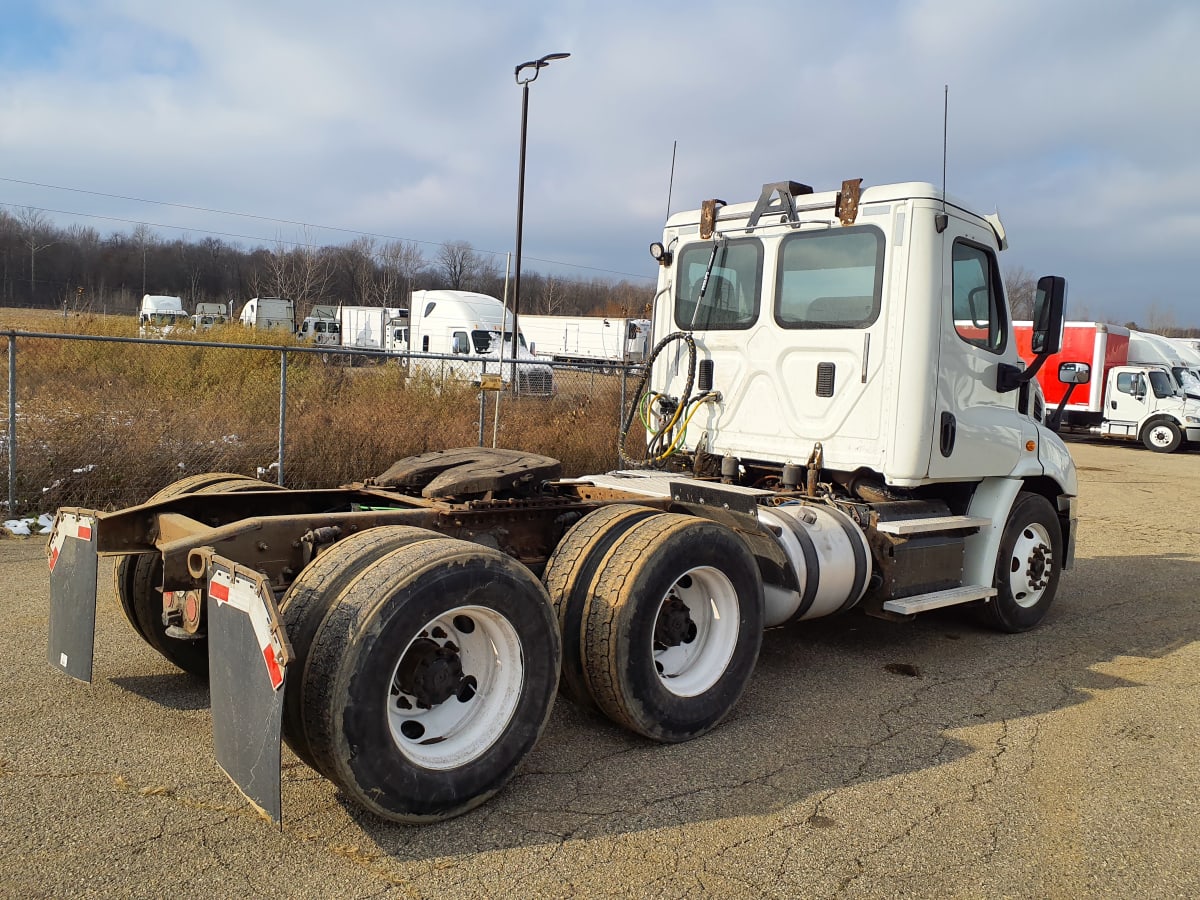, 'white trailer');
337,306,406,353
239,297,295,332
138,294,188,337
49,176,1079,827
521,315,652,365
